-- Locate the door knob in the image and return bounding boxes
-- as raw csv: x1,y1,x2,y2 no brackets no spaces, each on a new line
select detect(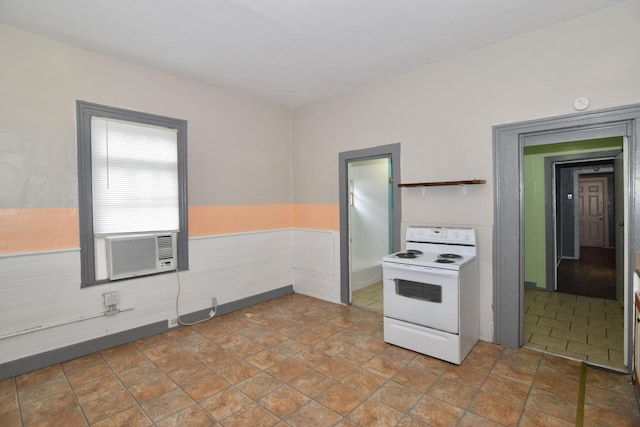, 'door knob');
619,222,624,226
